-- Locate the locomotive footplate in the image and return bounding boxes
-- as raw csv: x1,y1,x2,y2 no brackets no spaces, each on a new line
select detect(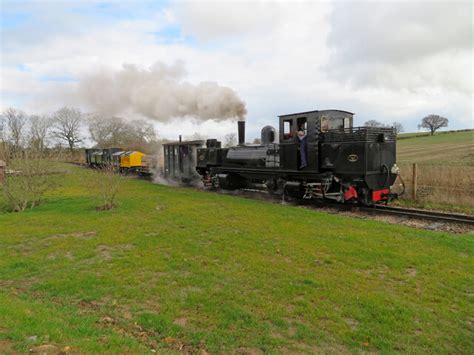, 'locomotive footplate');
209,166,327,180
